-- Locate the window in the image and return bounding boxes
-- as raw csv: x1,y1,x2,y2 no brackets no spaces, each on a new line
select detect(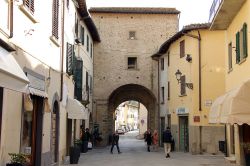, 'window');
129,31,136,40
90,43,93,58
24,0,35,14
167,82,170,100
161,58,164,70
128,57,137,69
86,71,89,100
66,43,74,75
228,42,232,71
0,0,9,32
180,40,185,58
161,87,165,104
87,35,89,52
167,52,170,66
89,75,92,94
81,27,84,45
0,87,3,144
74,59,83,100
75,14,78,37
180,75,186,96
66,0,69,9
52,0,59,39
236,23,248,63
